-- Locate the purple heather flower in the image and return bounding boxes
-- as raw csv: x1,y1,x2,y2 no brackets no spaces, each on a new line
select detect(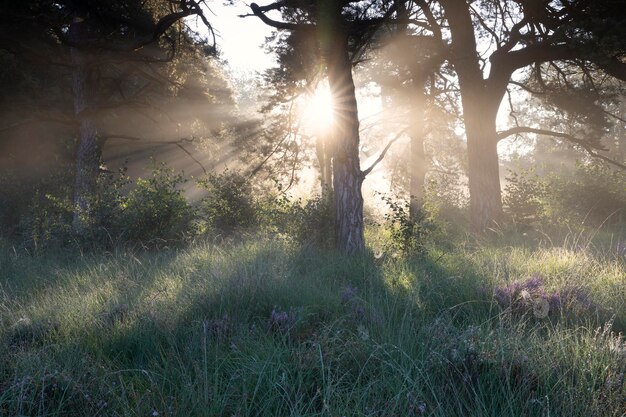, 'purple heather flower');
548,293,562,311
494,275,550,315
560,287,593,310
269,307,298,332
523,275,545,291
